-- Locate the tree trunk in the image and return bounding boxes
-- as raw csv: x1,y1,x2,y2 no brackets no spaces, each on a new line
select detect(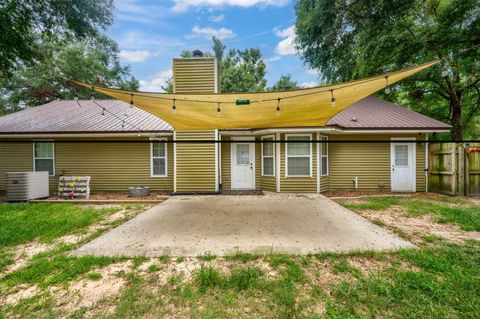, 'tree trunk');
451,98,462,141
445,77,462,141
